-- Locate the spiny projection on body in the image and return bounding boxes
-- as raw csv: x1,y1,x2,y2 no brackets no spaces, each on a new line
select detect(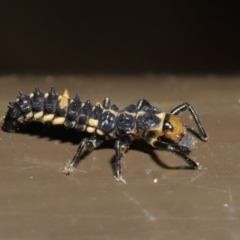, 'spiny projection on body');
2,86,208,183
